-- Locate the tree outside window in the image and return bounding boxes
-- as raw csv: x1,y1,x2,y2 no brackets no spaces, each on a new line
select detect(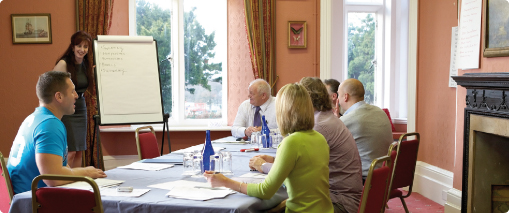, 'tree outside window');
135,0,225,120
